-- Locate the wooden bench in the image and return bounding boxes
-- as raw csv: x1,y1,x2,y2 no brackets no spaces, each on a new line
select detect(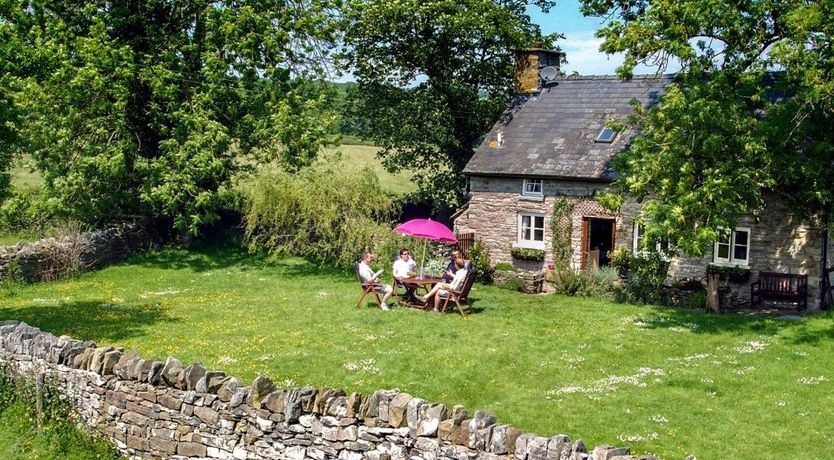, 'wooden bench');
750,271,808,310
